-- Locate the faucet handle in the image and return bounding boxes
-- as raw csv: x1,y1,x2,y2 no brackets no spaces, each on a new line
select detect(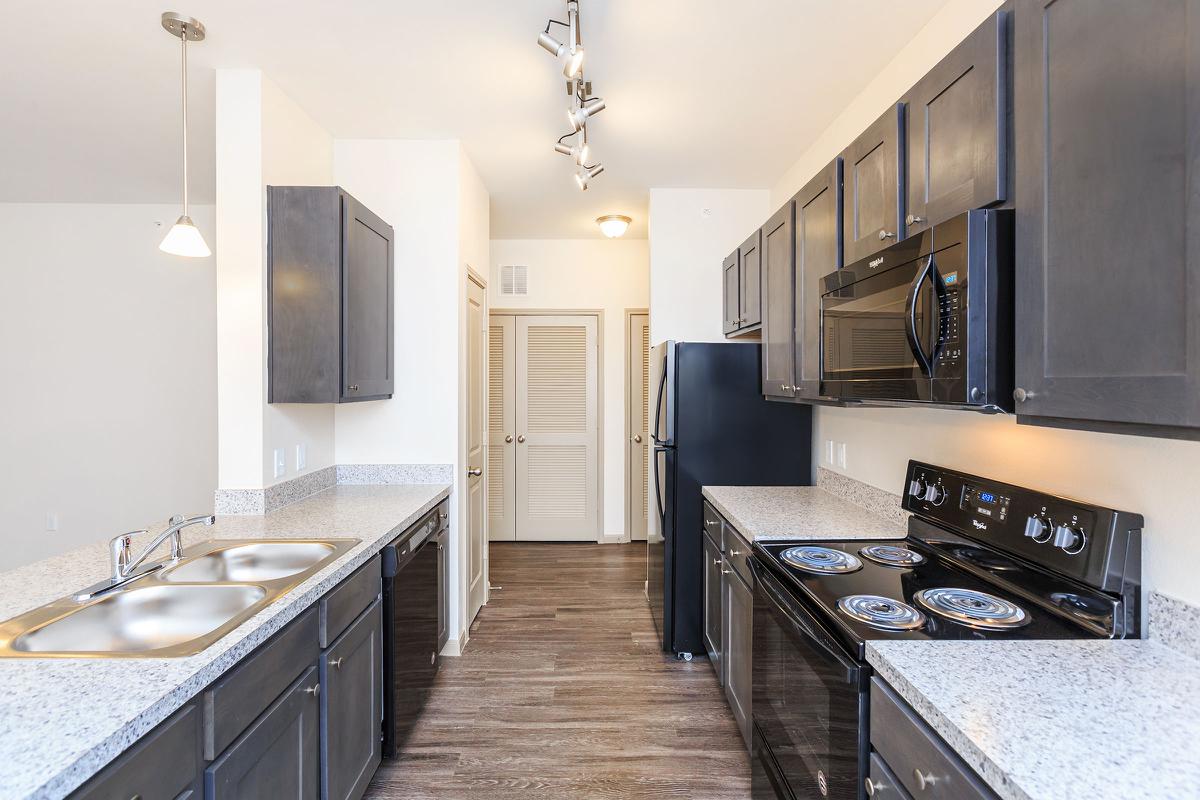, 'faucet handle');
109,530,144,581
